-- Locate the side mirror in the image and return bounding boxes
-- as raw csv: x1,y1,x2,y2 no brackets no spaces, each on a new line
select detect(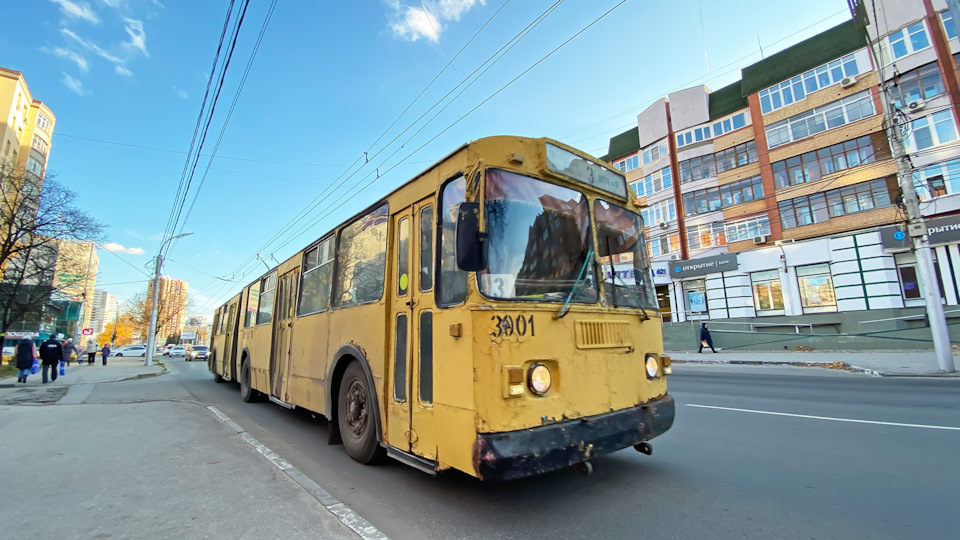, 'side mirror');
456,202,485,271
